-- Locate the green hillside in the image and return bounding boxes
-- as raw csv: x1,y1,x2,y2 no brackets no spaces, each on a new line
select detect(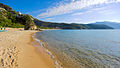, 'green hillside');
0,3,35,29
